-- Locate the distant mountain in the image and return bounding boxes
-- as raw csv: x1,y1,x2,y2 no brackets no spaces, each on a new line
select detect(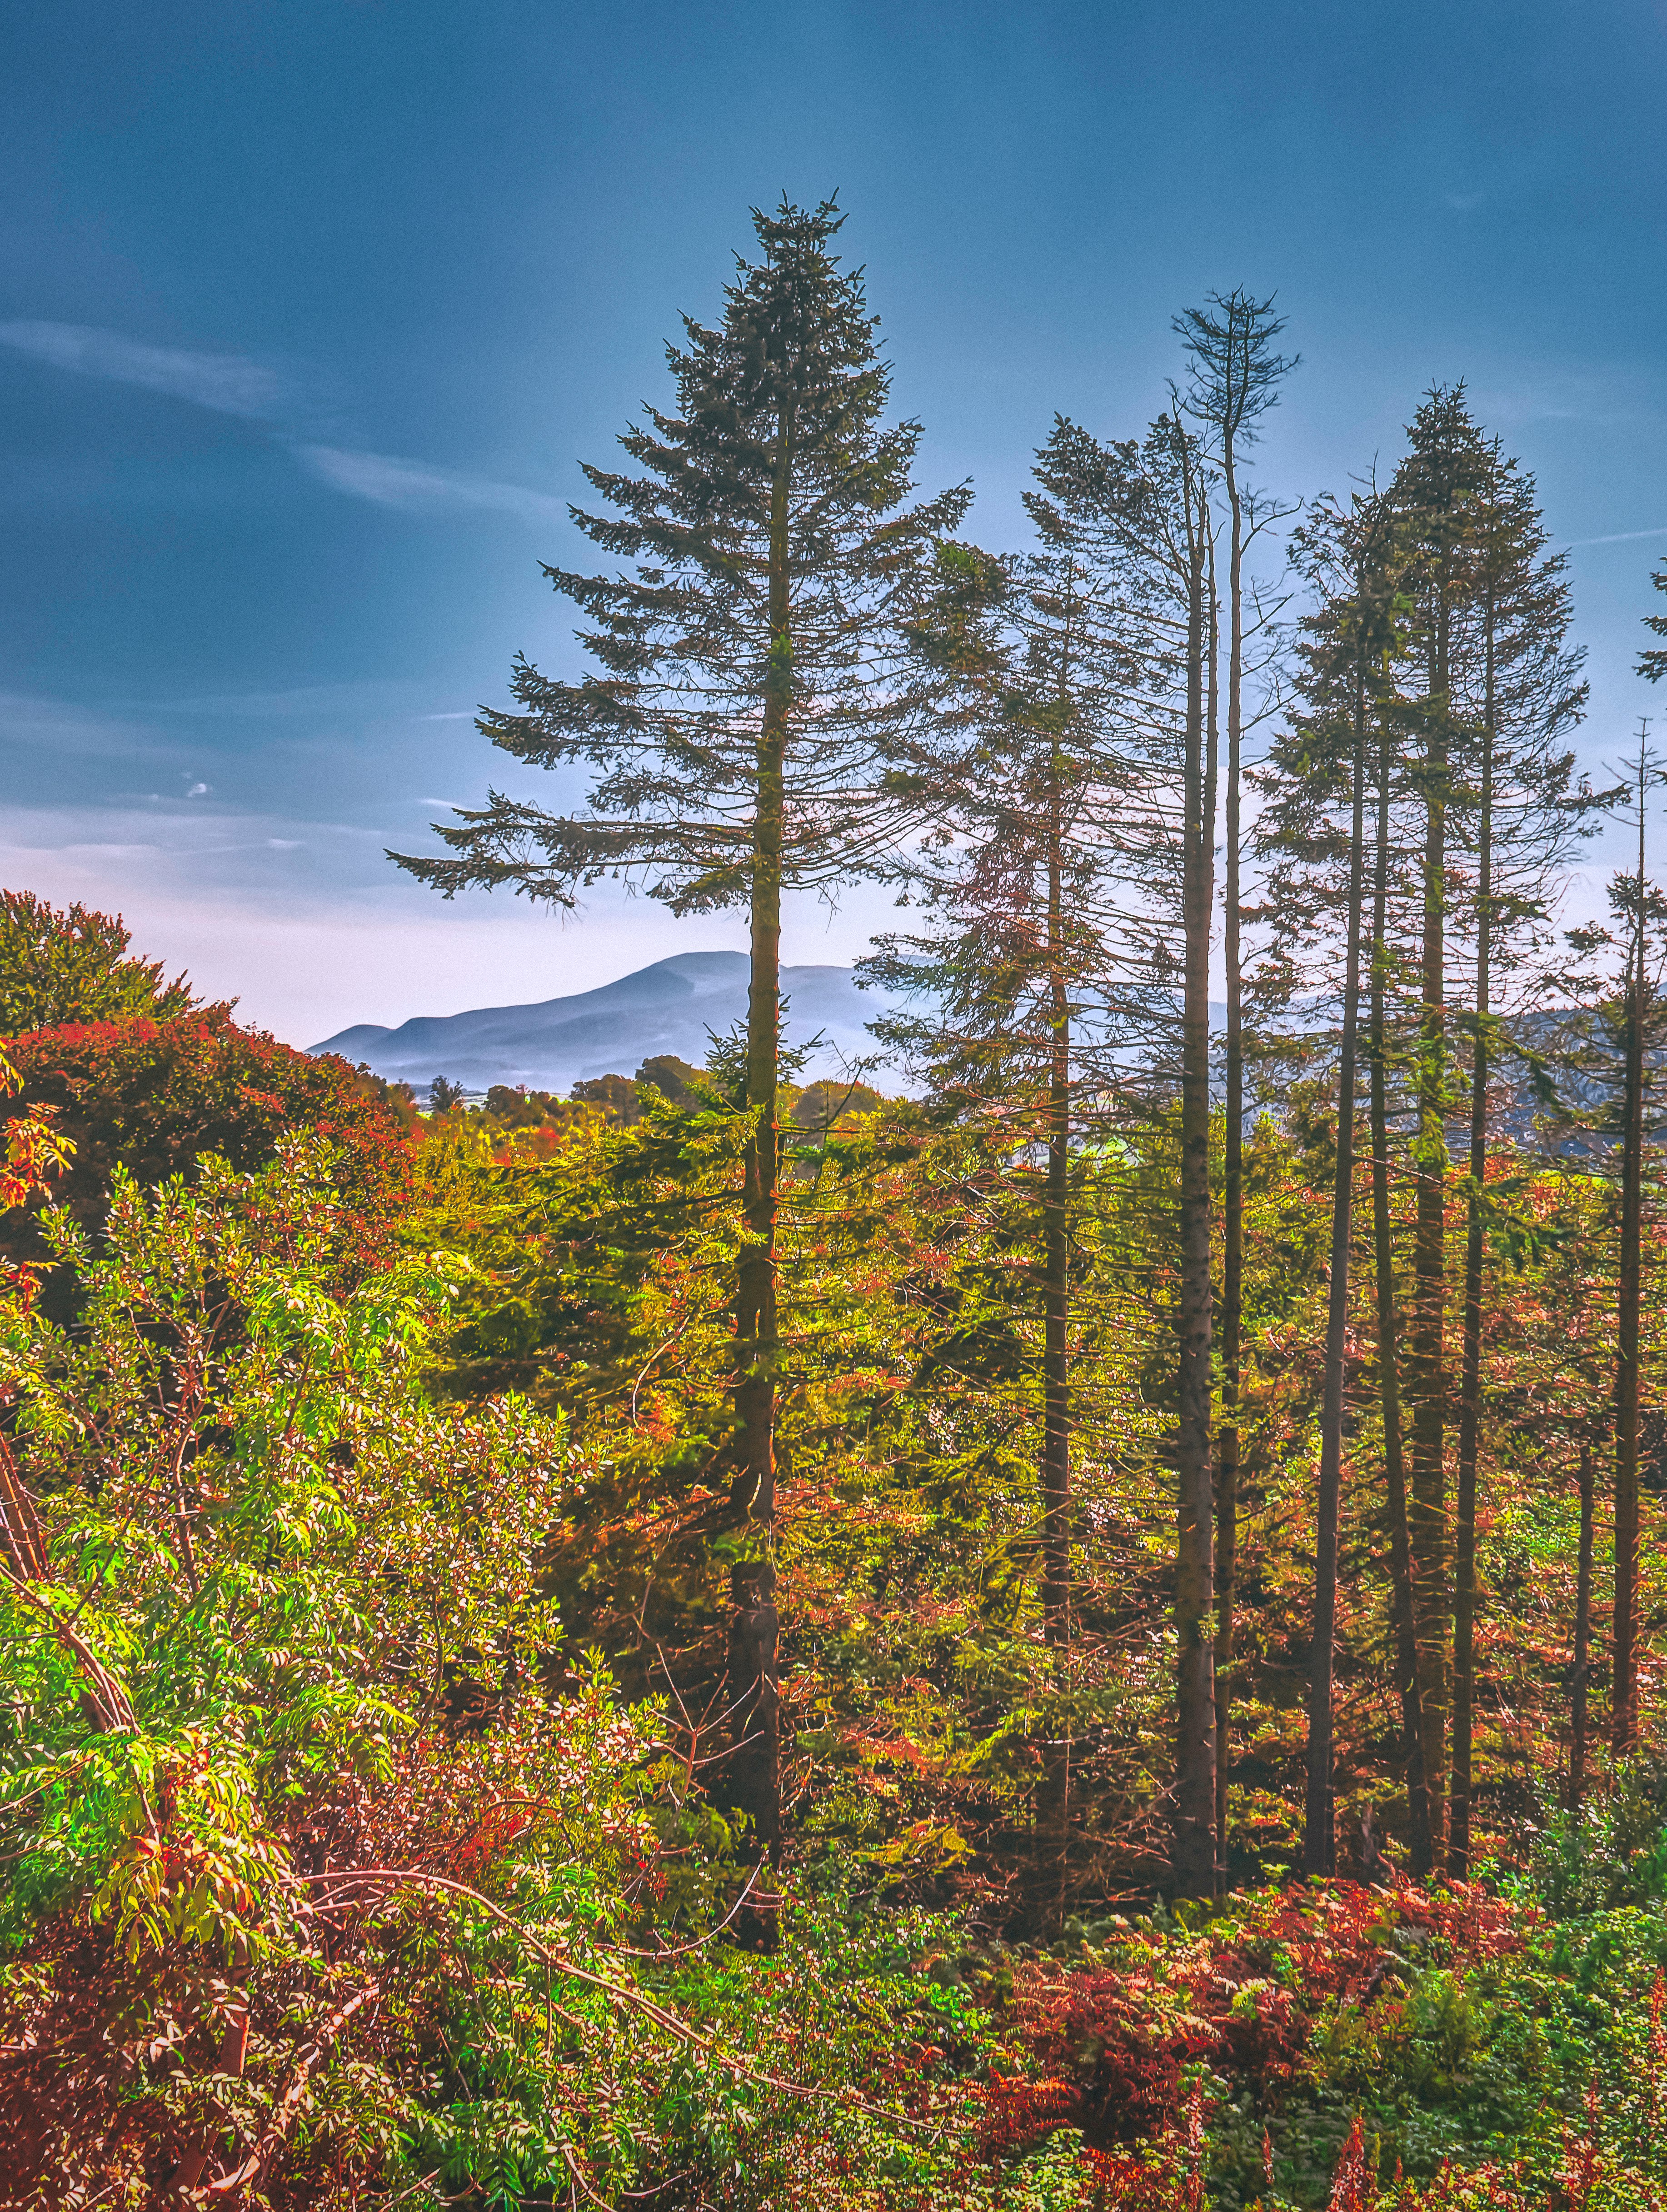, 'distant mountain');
307,951,896,1095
